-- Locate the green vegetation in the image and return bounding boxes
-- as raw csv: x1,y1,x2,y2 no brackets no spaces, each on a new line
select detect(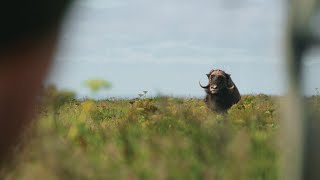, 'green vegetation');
83,79,112,93
4,92,286,179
